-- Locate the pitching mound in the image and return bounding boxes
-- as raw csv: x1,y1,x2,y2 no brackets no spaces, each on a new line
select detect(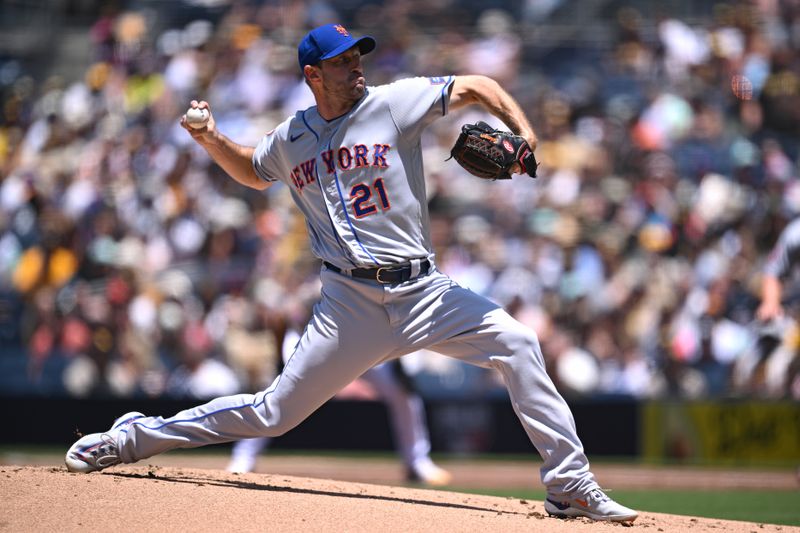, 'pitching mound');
1,465,792,532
